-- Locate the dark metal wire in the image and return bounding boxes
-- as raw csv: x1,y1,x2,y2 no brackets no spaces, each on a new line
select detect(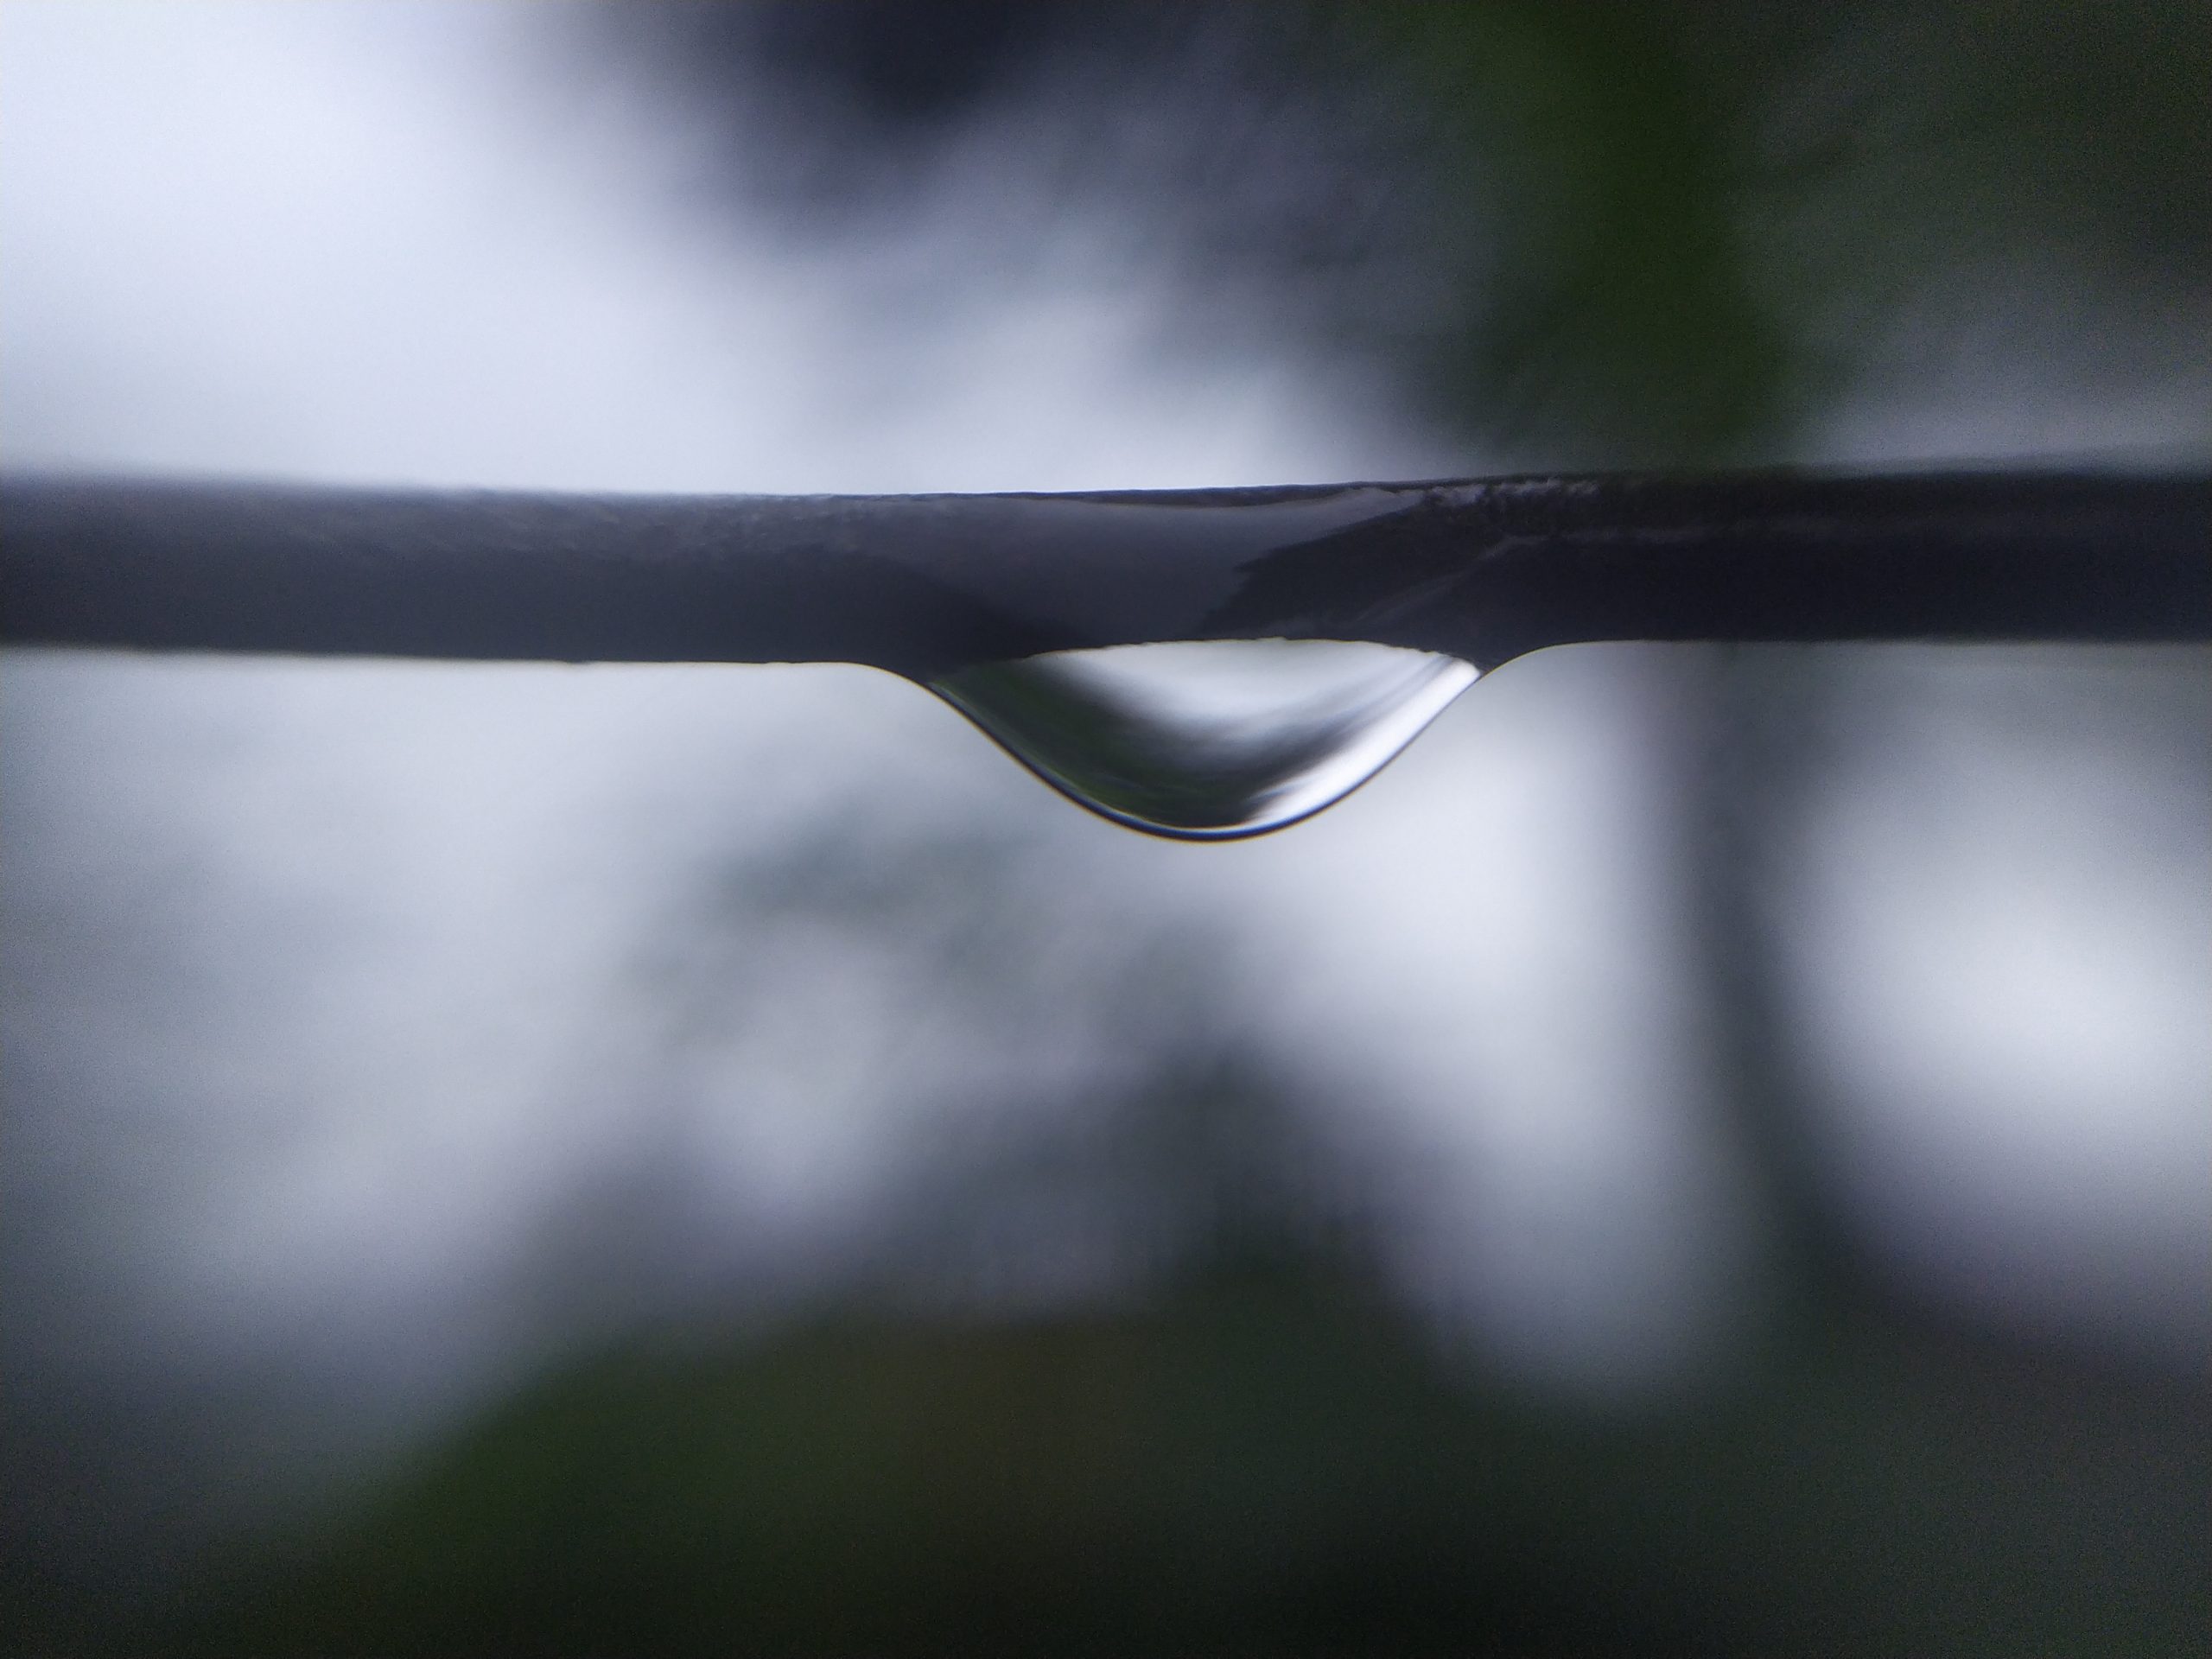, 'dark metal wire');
4,468,2205,678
